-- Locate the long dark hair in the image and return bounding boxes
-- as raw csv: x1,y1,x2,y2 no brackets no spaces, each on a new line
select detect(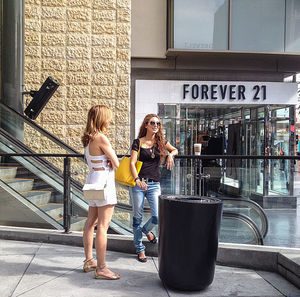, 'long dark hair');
138,114,166,159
